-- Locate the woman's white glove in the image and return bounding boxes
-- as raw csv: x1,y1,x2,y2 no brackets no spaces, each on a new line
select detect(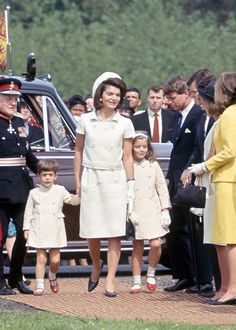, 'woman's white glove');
127,180,135,214
188,162,208,175
161,210,171,230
